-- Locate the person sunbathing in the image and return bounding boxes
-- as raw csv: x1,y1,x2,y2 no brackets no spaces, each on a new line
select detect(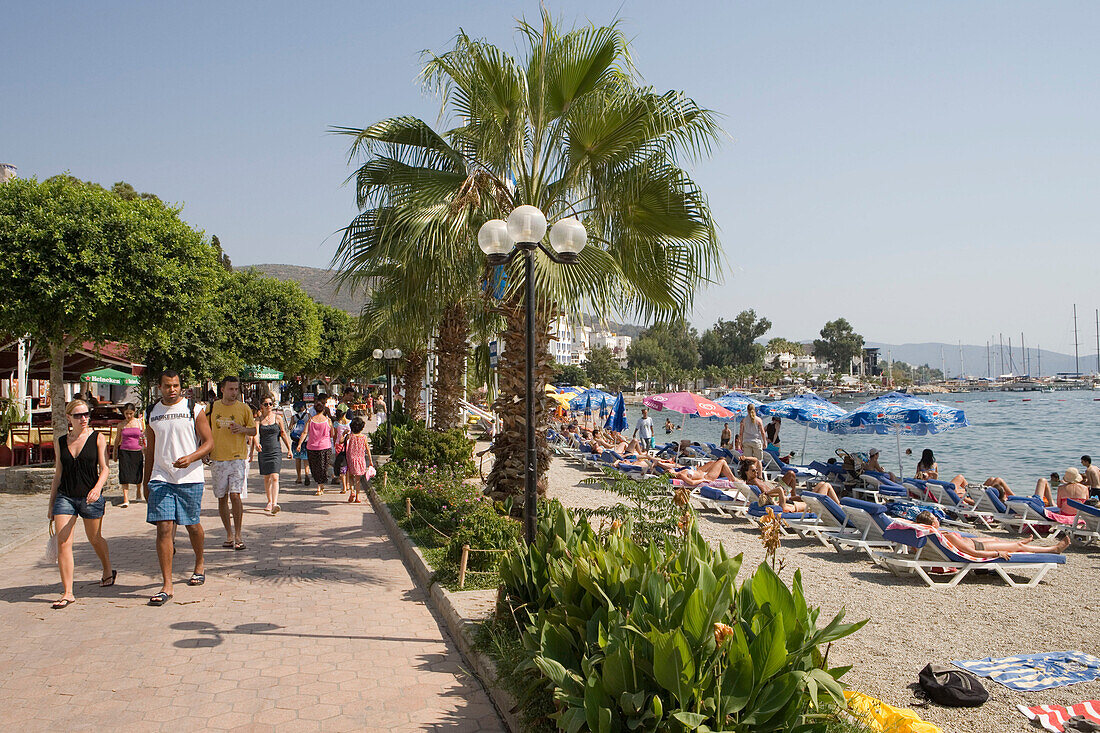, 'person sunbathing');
673,458,738,487
912,511,1070,558
983,476,1055,506
740,457,806,512
1055,468,1090,515
947,475,977,506
862,449,899,482
779,470,841,504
